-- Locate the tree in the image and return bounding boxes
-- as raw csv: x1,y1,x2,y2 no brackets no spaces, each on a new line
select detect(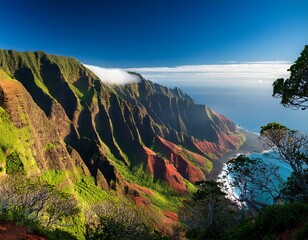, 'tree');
272,45,308,110
0,174,79,227
86,201,152,240
225,122,308,211
224,122,308,220
225,155,284,215
180,181,240,240
260,122,308,201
